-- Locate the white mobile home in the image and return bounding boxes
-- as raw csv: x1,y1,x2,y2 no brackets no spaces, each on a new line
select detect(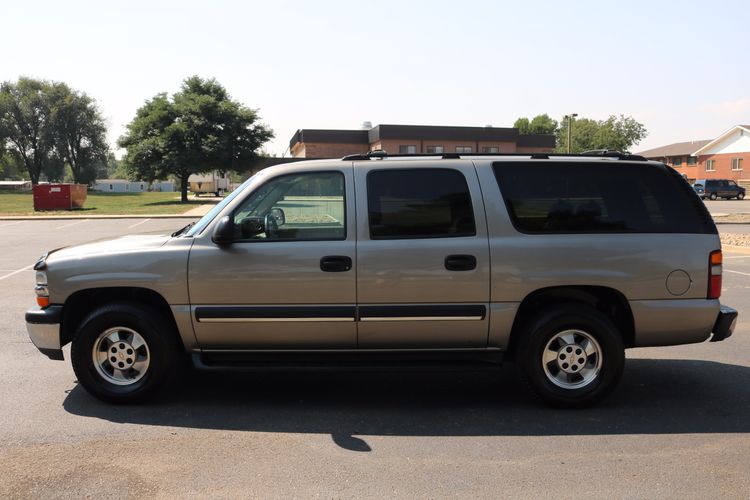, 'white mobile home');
92,179,174,193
